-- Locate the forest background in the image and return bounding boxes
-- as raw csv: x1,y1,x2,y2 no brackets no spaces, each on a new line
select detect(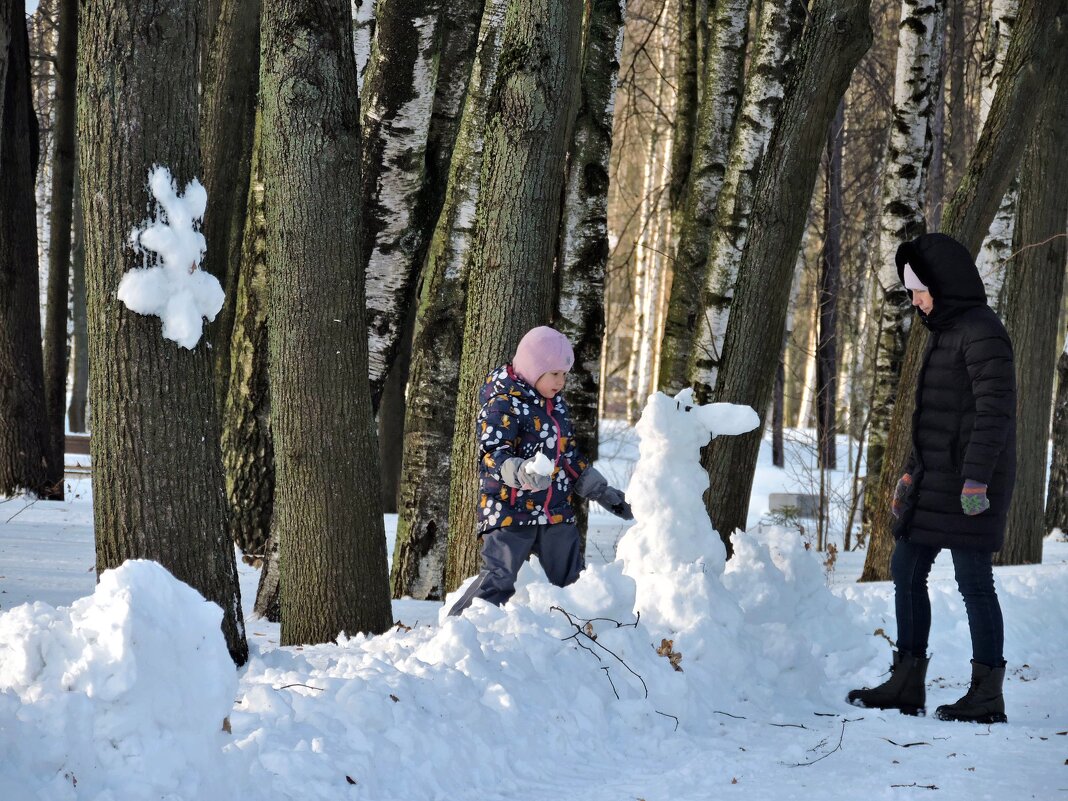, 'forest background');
2,0,1067,663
